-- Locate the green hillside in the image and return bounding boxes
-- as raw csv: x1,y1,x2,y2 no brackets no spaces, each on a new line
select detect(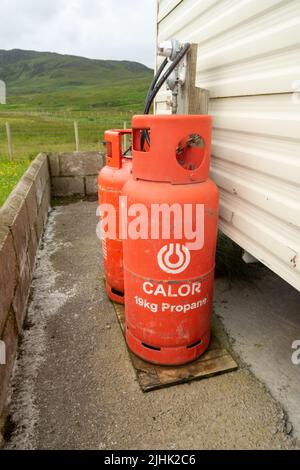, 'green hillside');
0,49,153,96
0,49,153,114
